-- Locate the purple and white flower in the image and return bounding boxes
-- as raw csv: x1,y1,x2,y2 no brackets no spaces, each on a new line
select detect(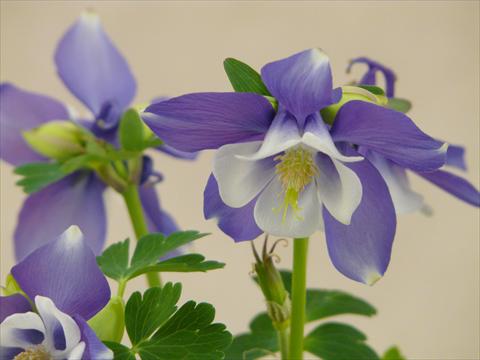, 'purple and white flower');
347,57,480,211
0,226,112,359
0,12,189,261
143,49,447,284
